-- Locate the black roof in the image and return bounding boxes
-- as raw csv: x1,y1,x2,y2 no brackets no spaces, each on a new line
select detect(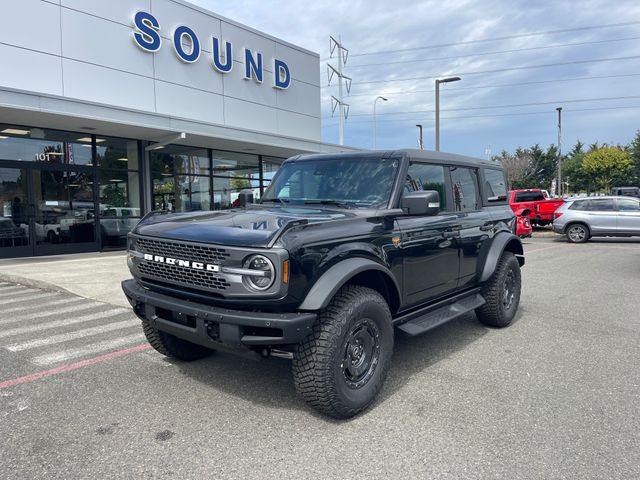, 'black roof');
292,149,500,169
